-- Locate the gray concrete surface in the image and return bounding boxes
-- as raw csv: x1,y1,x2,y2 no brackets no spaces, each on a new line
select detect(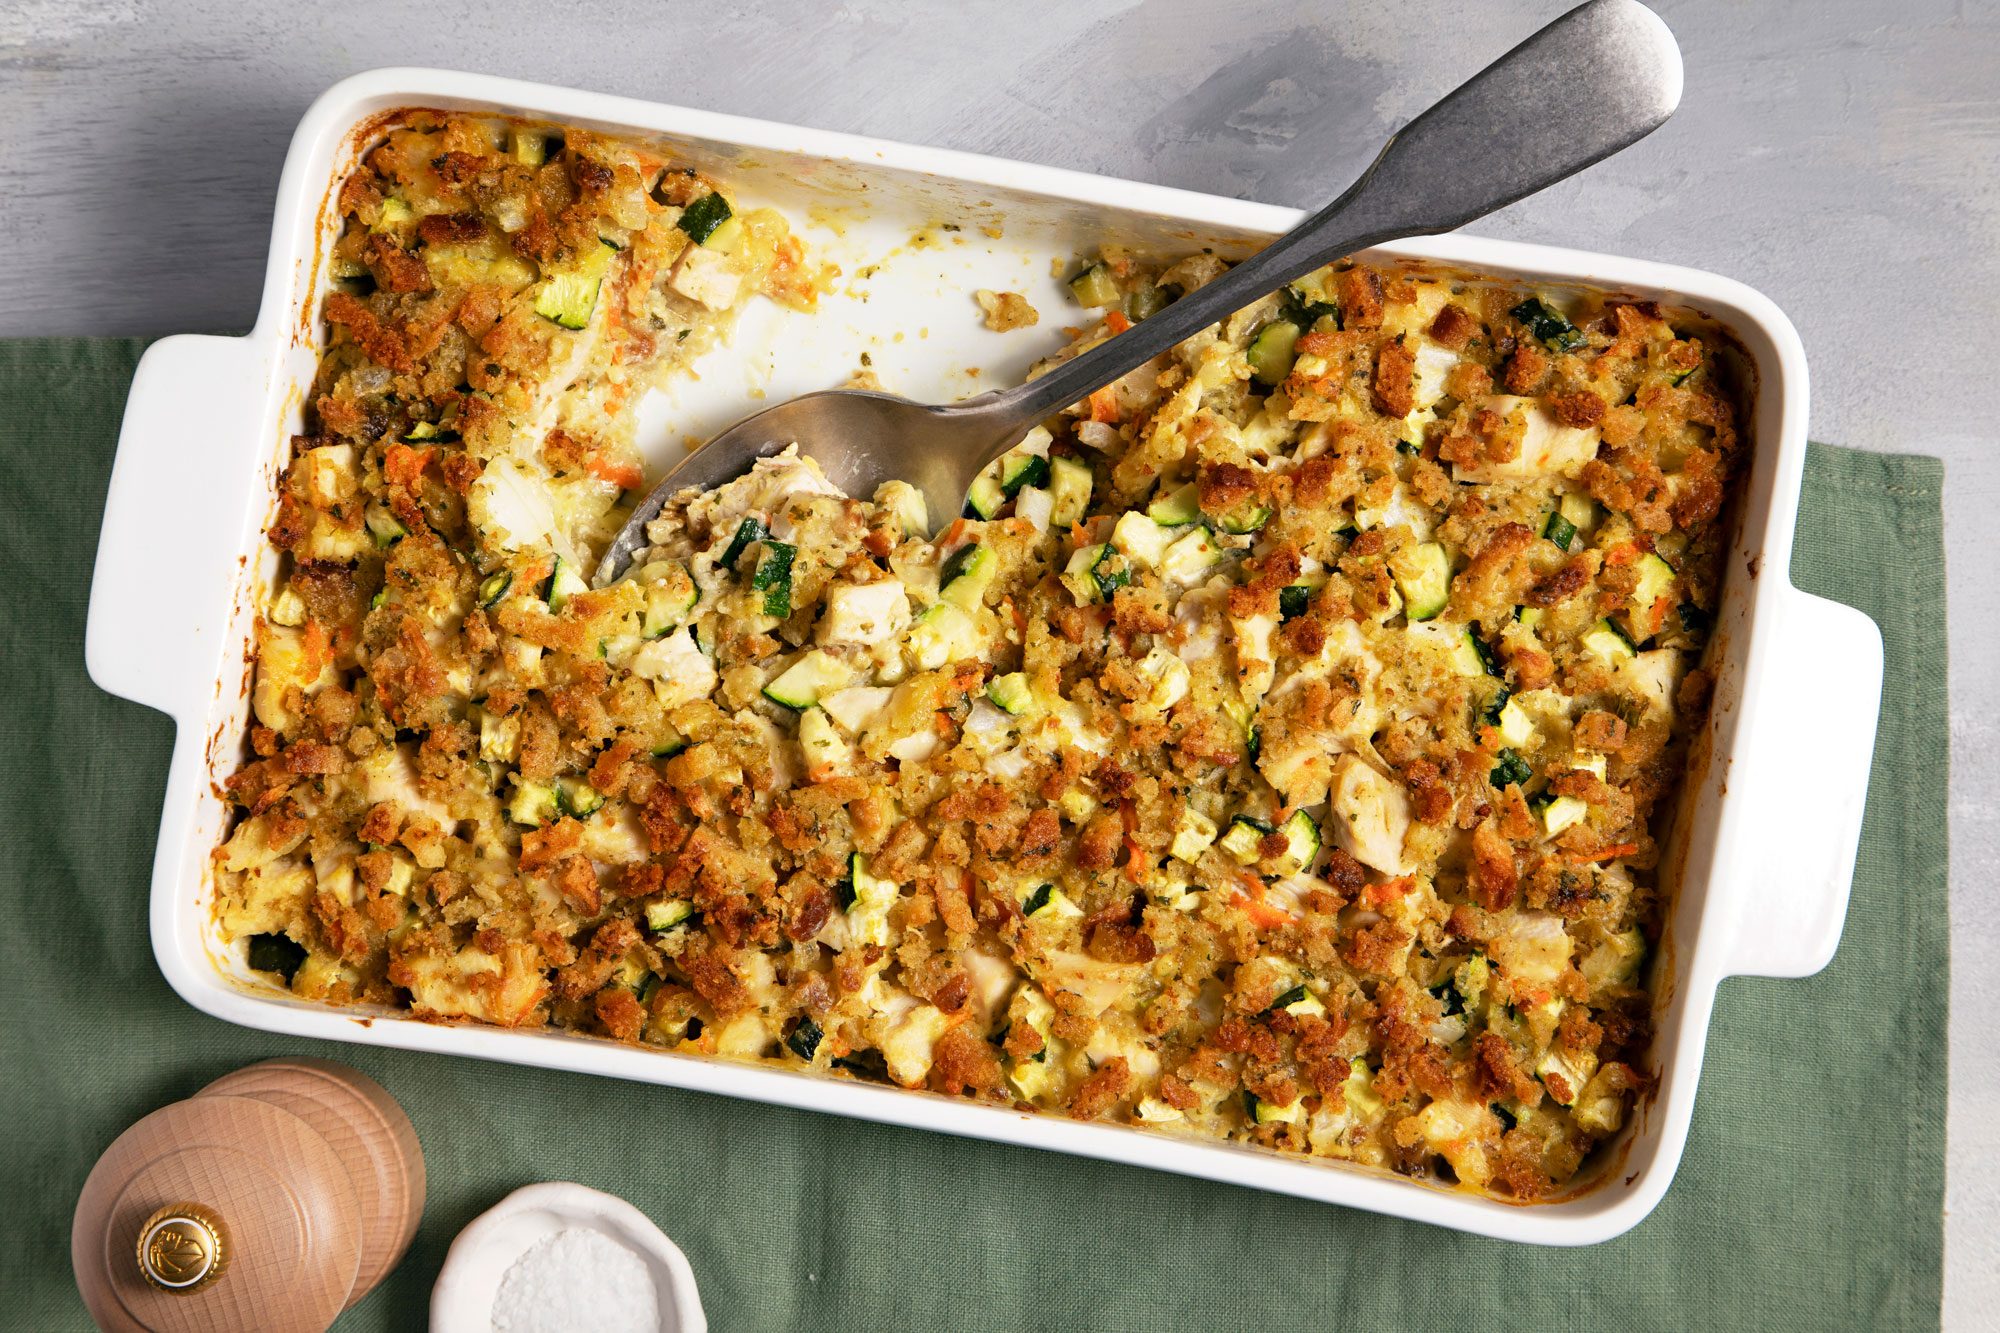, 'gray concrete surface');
2,0,1989,1322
